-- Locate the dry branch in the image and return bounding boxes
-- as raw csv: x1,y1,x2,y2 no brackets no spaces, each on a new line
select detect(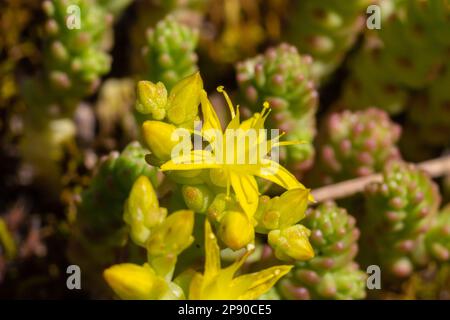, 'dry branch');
311,155,450,203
